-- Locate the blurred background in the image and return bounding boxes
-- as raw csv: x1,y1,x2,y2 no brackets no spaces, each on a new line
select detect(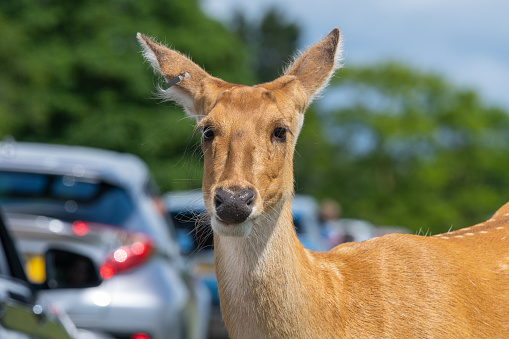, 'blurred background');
1,0,509,337
2,0,509,233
